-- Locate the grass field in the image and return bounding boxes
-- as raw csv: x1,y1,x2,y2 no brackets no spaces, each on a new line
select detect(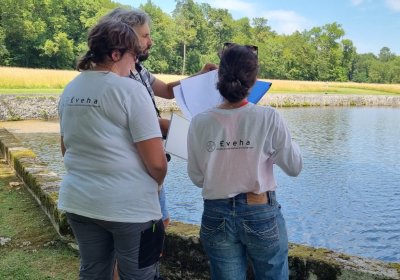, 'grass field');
0,66,399,95
0,156,79,280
